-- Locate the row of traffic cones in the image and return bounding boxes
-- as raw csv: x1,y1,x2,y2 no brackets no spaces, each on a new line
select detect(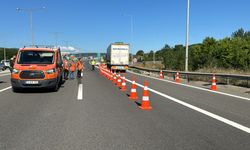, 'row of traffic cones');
159,70,180,83
98,65,152,110
159,70,217,90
